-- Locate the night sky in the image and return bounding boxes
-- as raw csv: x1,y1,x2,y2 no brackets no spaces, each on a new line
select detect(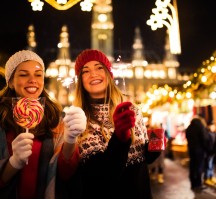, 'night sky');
0,0,215,70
